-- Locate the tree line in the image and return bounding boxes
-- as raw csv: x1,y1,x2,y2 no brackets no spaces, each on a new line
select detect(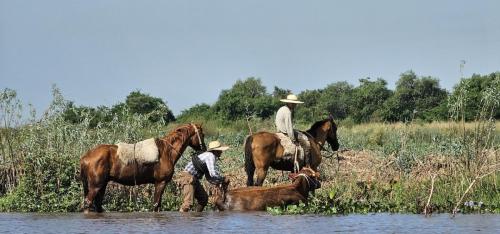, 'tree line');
62,71,499,126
